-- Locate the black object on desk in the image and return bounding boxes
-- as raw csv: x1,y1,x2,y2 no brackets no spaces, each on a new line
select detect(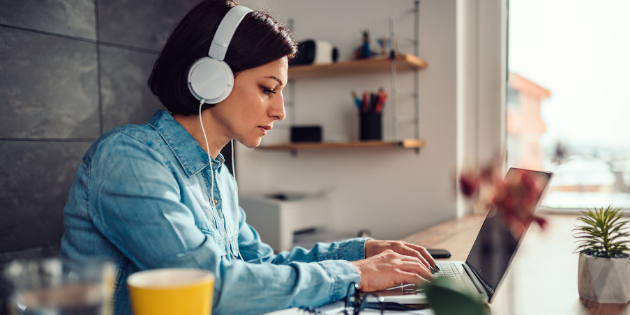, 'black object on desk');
427,249,452,259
